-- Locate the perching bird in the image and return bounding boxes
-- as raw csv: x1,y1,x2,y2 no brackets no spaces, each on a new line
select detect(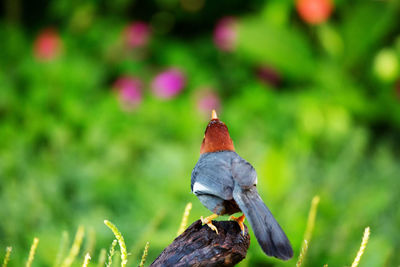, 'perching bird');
191,110,293,260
